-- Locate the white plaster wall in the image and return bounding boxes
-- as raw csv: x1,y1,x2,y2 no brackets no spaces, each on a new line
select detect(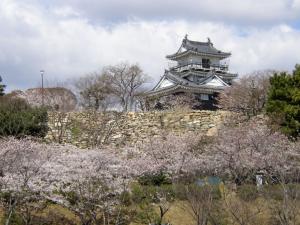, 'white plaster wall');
175,55,222,66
